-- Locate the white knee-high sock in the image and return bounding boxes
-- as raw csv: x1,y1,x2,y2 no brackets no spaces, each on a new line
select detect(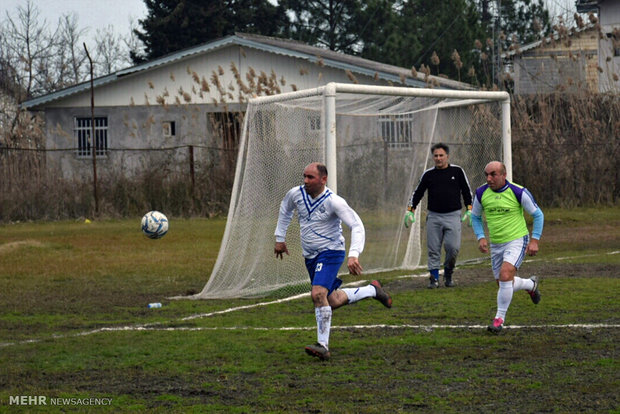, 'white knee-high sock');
496,281,514,320
513,276,534,292
342,285,375,304
315,306,332,348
